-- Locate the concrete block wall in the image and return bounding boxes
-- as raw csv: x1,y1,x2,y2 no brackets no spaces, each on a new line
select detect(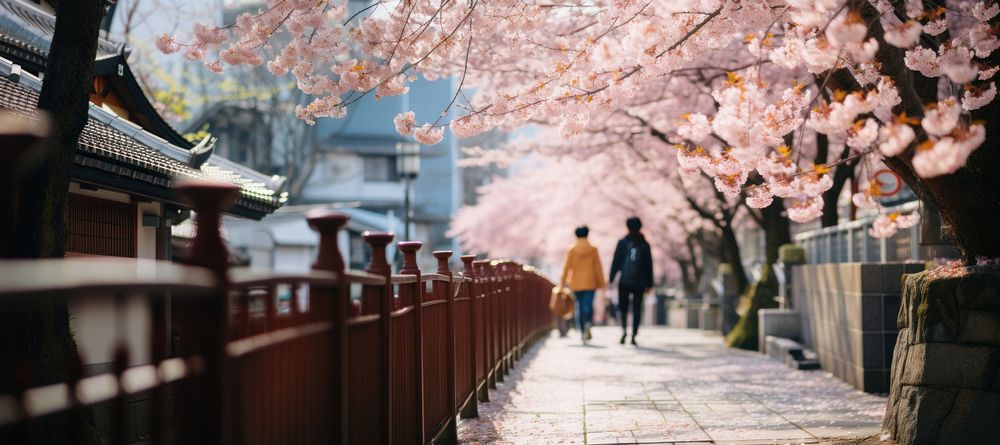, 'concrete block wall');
667,299,701,329
791,262,924,393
